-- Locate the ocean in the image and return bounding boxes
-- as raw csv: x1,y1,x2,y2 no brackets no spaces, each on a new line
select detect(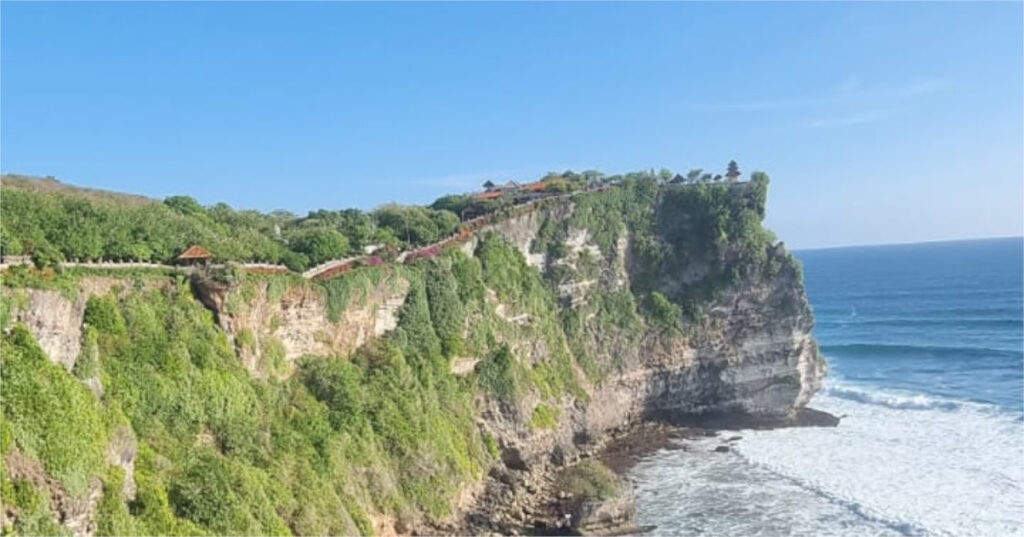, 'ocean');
628,237,1024,537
